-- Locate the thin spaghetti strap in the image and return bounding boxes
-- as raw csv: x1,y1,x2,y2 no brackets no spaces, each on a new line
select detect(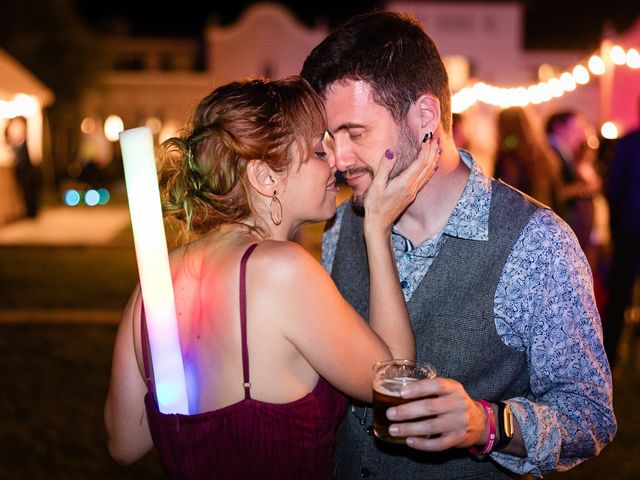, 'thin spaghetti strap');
140,303,154,393
239,243,259,399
